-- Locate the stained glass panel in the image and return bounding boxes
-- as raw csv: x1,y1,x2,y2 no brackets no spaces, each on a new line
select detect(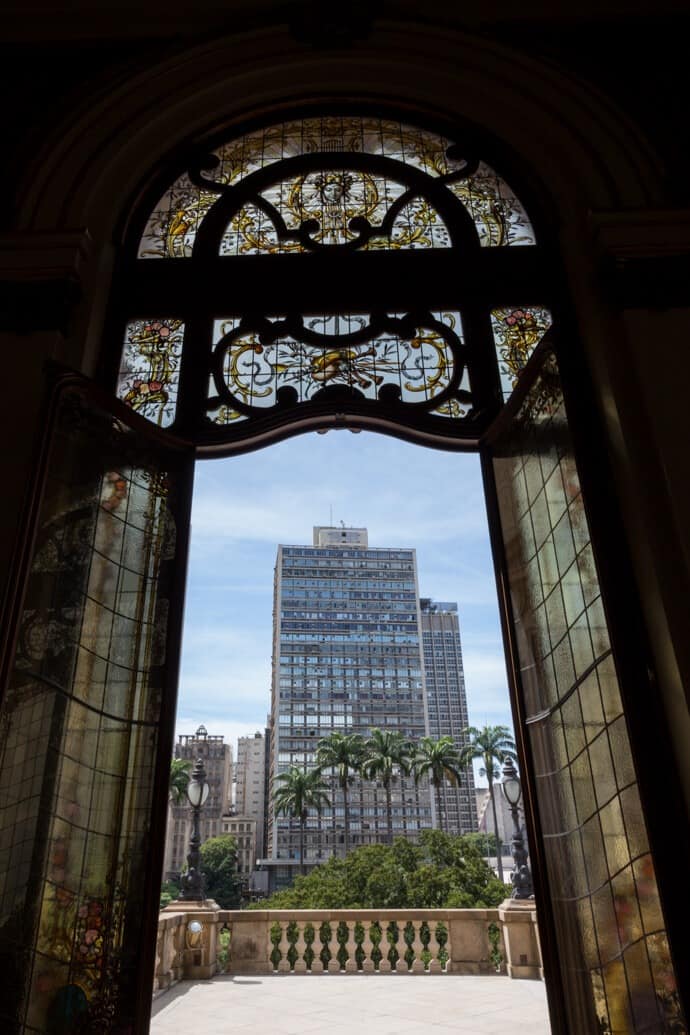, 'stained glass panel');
139,116,535,257
491,352,685,1033
208,310,465,414
491,306,553,398
116,318,184,426
0,381,191,1034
